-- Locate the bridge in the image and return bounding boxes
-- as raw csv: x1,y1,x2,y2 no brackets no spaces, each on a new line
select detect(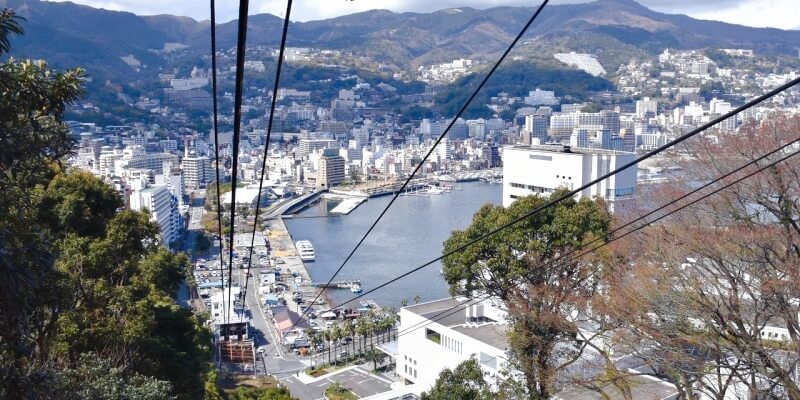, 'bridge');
262,189,325,219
